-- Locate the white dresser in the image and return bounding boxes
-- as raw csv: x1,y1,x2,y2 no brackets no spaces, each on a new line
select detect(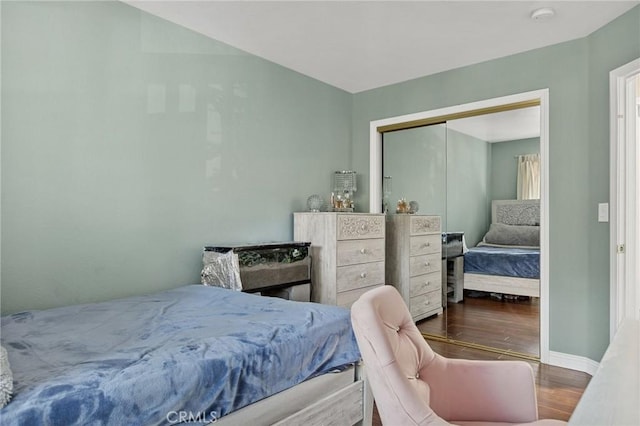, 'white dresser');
386,215,442,321
293,213,385,308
